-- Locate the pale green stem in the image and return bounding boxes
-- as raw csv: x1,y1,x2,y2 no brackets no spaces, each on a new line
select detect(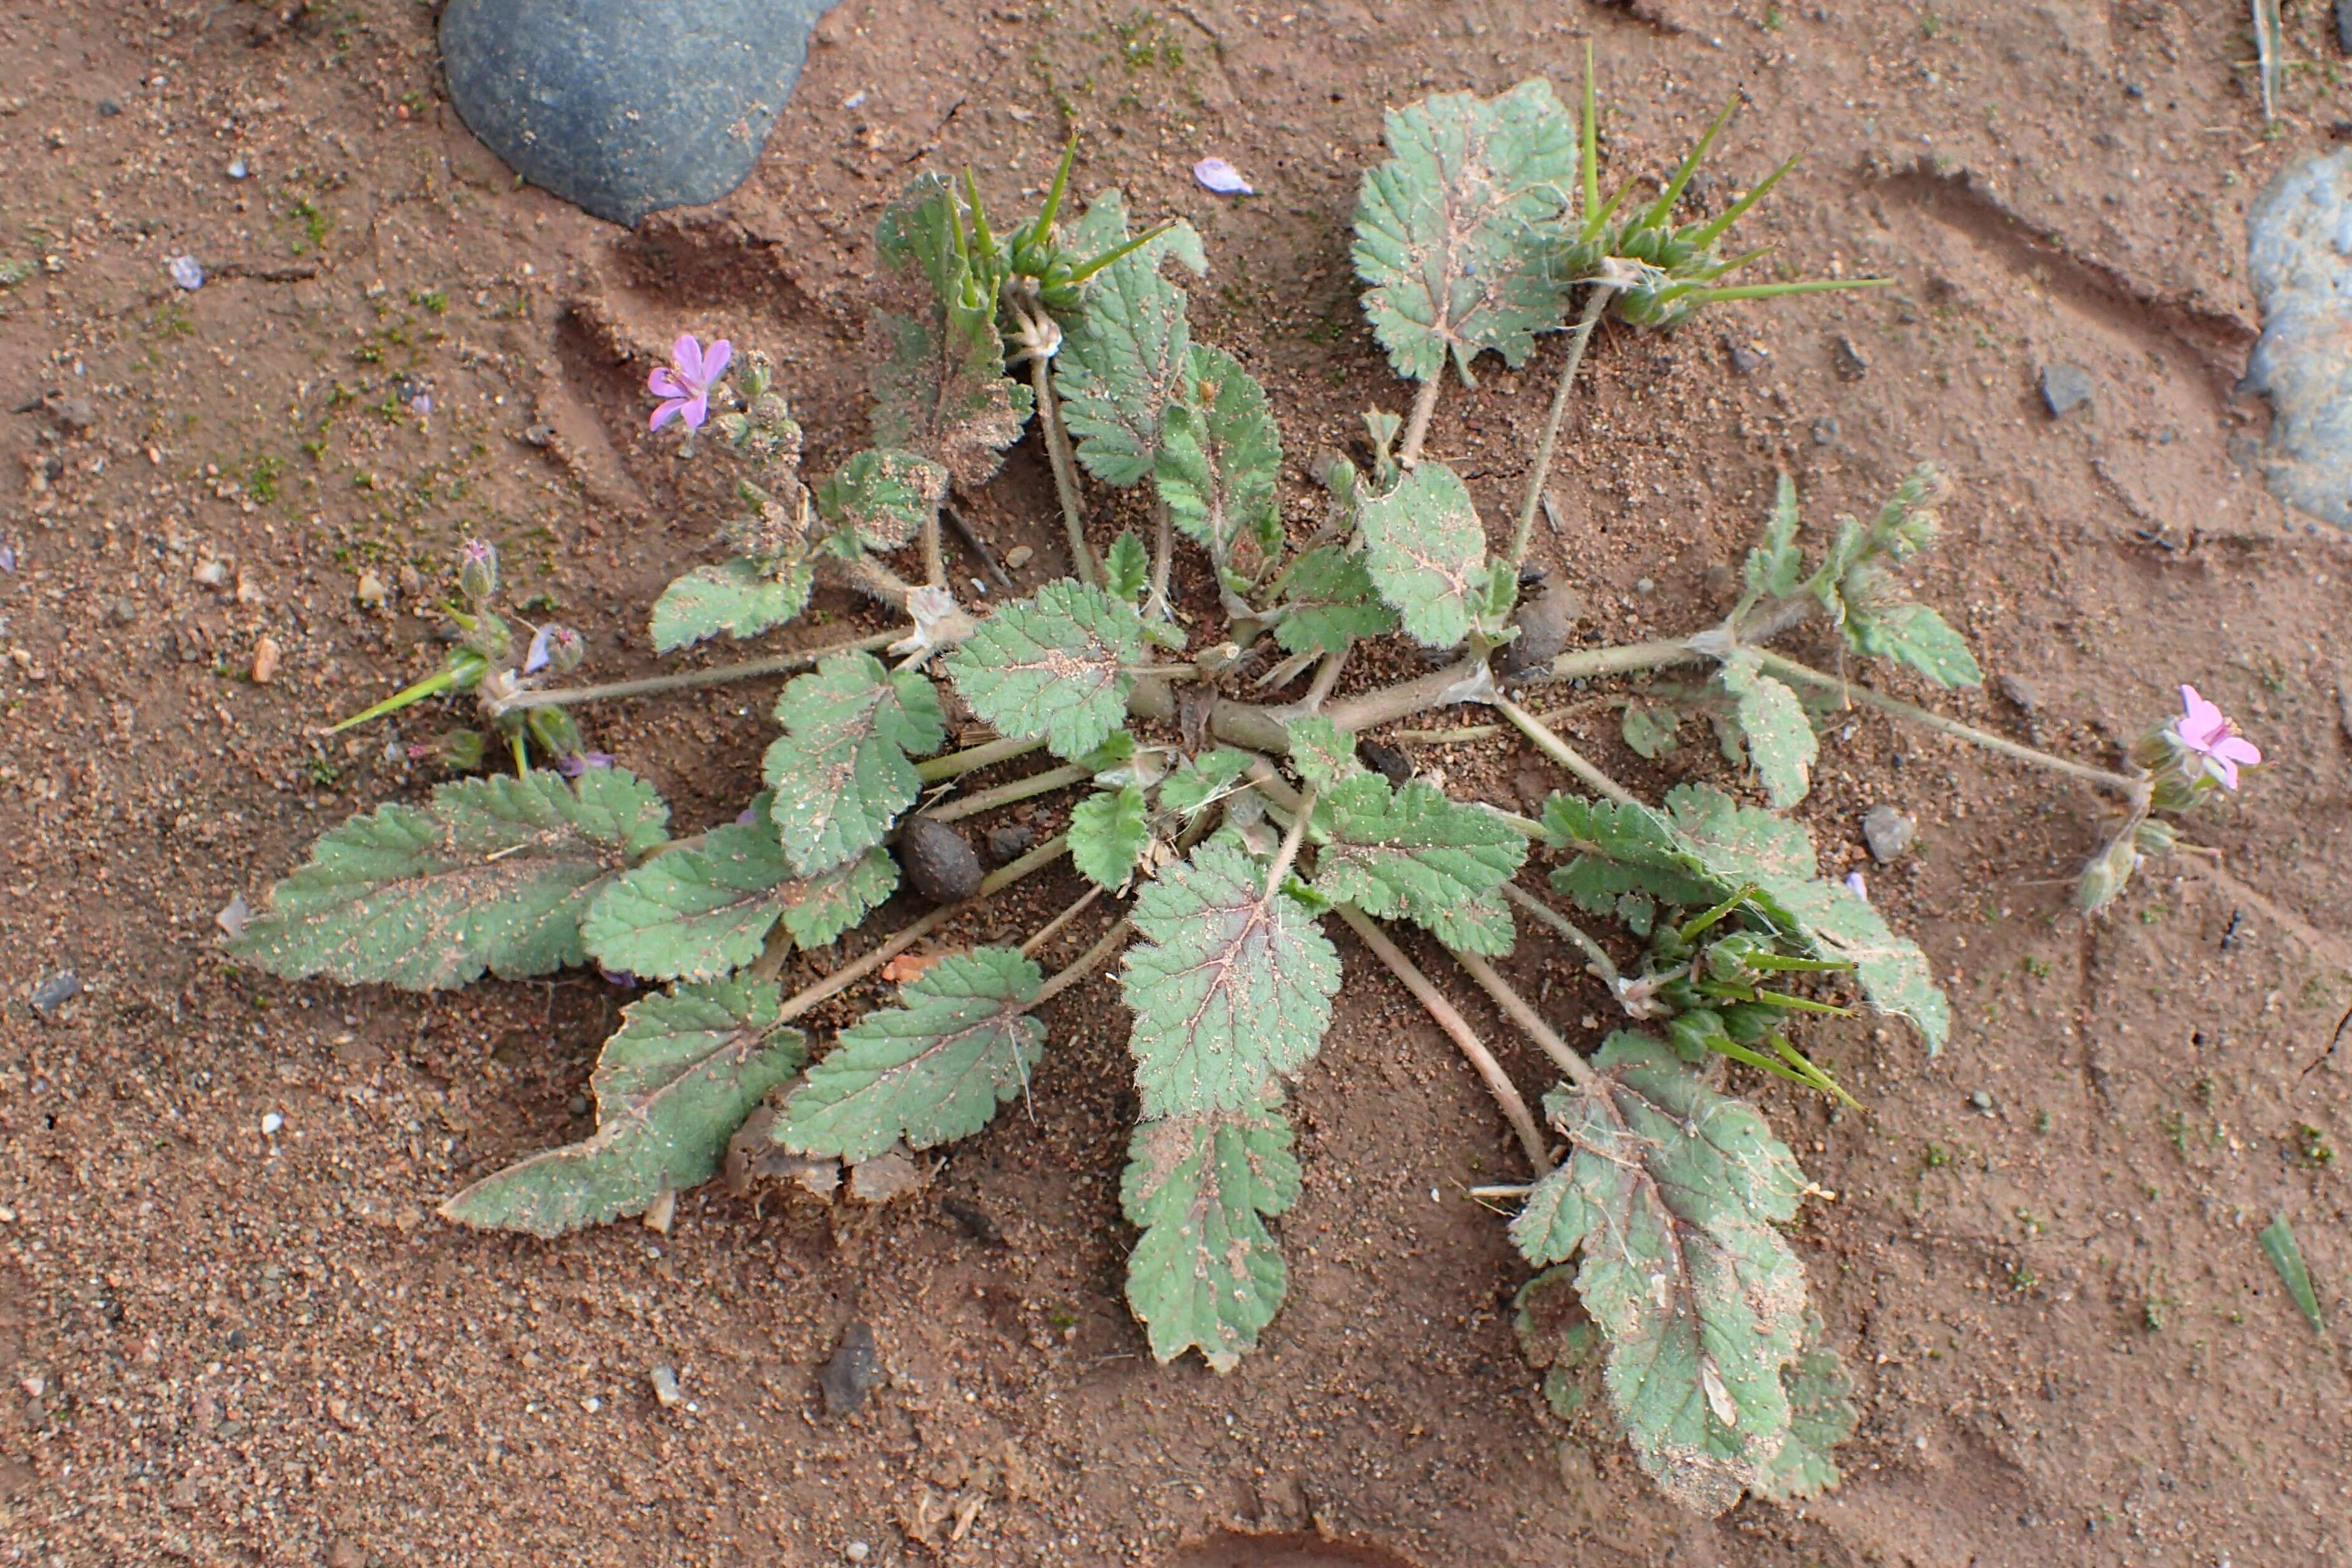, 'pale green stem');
1500,883,1621,989
1146,494,1174,623
1507,284,1615,573
924,761,1091,825
1262,782,1318,898
1538,637,1707,686
915,733,1046,784
1492,694,1636,805
1754,651,2147,798
486,630,900,716
1397,373,1443,467
1449,947,1603,1094
1330,903,1550,1172
1032,353,1103,587
1300,645,1350,711
1032,917,1134,1008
